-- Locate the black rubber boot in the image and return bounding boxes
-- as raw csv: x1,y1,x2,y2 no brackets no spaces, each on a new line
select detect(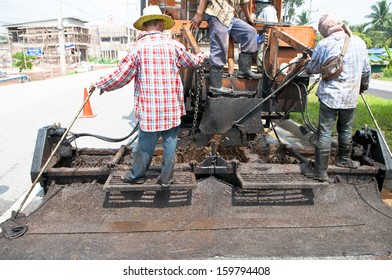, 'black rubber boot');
301,162,315,178
335,142,360,168
209,67,233,95
237,53,262,80
314,147,330,182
